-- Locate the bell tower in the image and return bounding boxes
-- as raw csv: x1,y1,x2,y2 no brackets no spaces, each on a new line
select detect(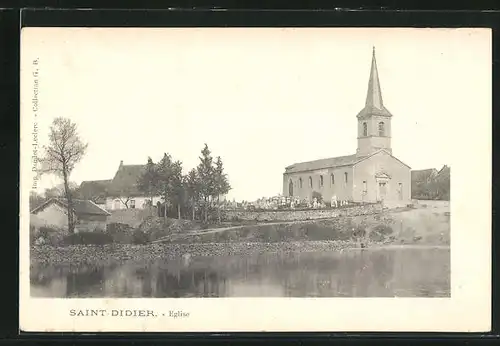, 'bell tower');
356,47,393,157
